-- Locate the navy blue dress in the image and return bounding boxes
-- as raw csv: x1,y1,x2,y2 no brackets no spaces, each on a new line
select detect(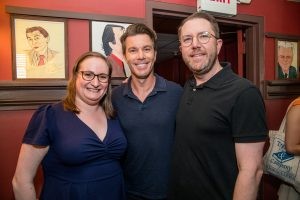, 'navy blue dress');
23,102,127,200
